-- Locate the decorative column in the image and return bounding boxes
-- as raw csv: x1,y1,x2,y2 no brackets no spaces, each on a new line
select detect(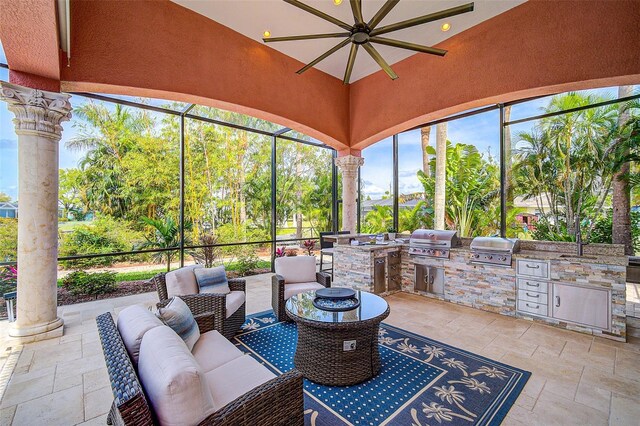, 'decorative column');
0,82,71,342
335,155,364,234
